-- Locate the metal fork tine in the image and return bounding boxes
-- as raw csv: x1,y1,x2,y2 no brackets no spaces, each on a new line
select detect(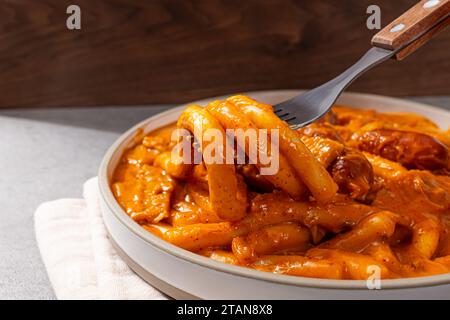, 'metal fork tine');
284,116,297,125
272,47,395,128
